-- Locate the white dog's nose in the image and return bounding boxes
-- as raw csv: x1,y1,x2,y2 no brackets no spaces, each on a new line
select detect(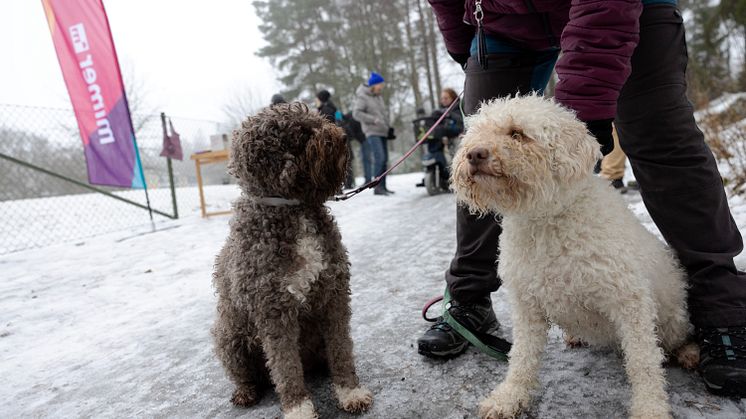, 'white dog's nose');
467,148,489,166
